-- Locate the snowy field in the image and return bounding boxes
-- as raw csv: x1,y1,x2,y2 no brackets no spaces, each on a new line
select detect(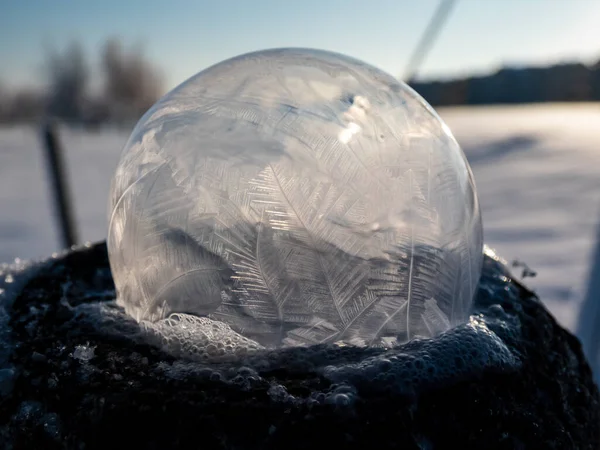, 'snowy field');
1,103,600,338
